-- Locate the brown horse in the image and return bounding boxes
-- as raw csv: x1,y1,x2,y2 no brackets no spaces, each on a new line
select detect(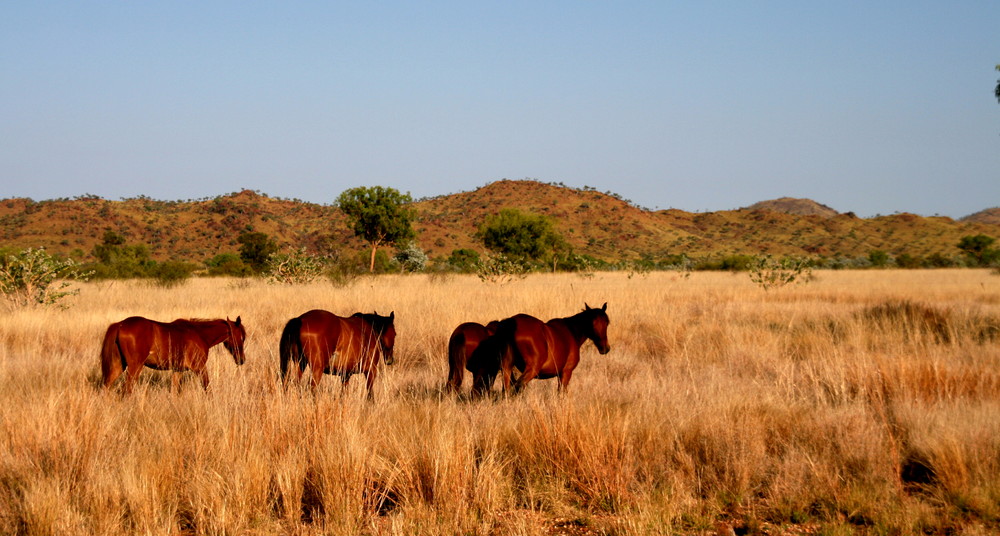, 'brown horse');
445,320,502,397
101,316,246,393
279,309,396,399
474,303,610,396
